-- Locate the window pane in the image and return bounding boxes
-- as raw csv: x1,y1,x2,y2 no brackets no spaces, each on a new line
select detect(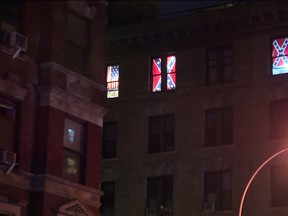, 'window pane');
223,66,232,82
0,98,16,151
271,165,288,206
272,37,288,75
2,0,22,27
67,13,87,48
152,58,162,75
107,65,119,98
149,116,161,153
152,58,162,92
152,75,162,92
103,122,117,158
62,149,81,182
147,176,173,211
204,171,232,211
64,118,82,152
67,42,87,75
167,73,176,90
270,100,288,139
205,107,233,147
207,68,218,84
101,182,115,216
167,56,176,73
